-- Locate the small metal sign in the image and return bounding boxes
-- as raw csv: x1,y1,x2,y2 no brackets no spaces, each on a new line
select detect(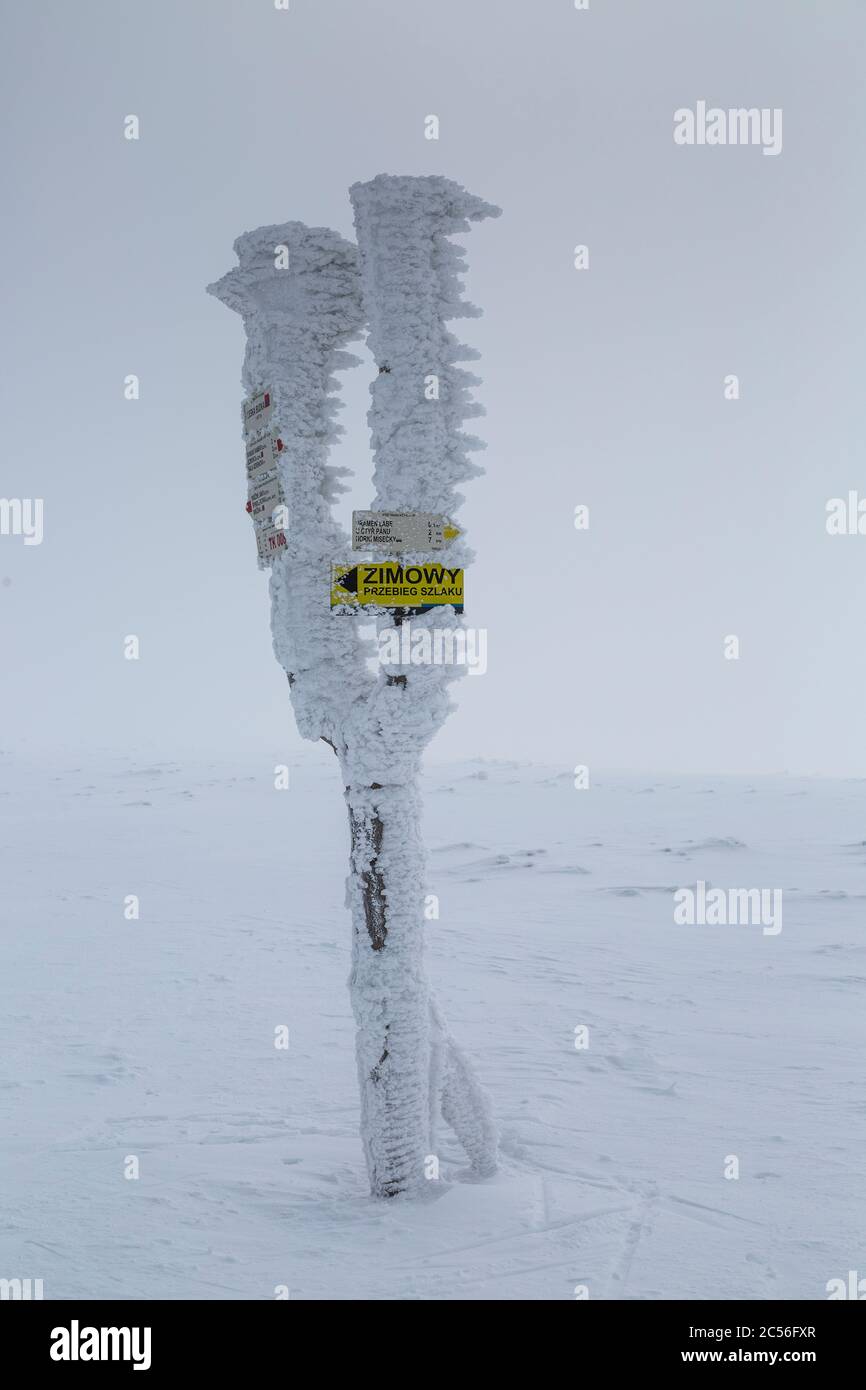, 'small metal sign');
351,510,460,552
242,387,275,437
245,431,283,485
248,474,284,525
256,522,288,565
